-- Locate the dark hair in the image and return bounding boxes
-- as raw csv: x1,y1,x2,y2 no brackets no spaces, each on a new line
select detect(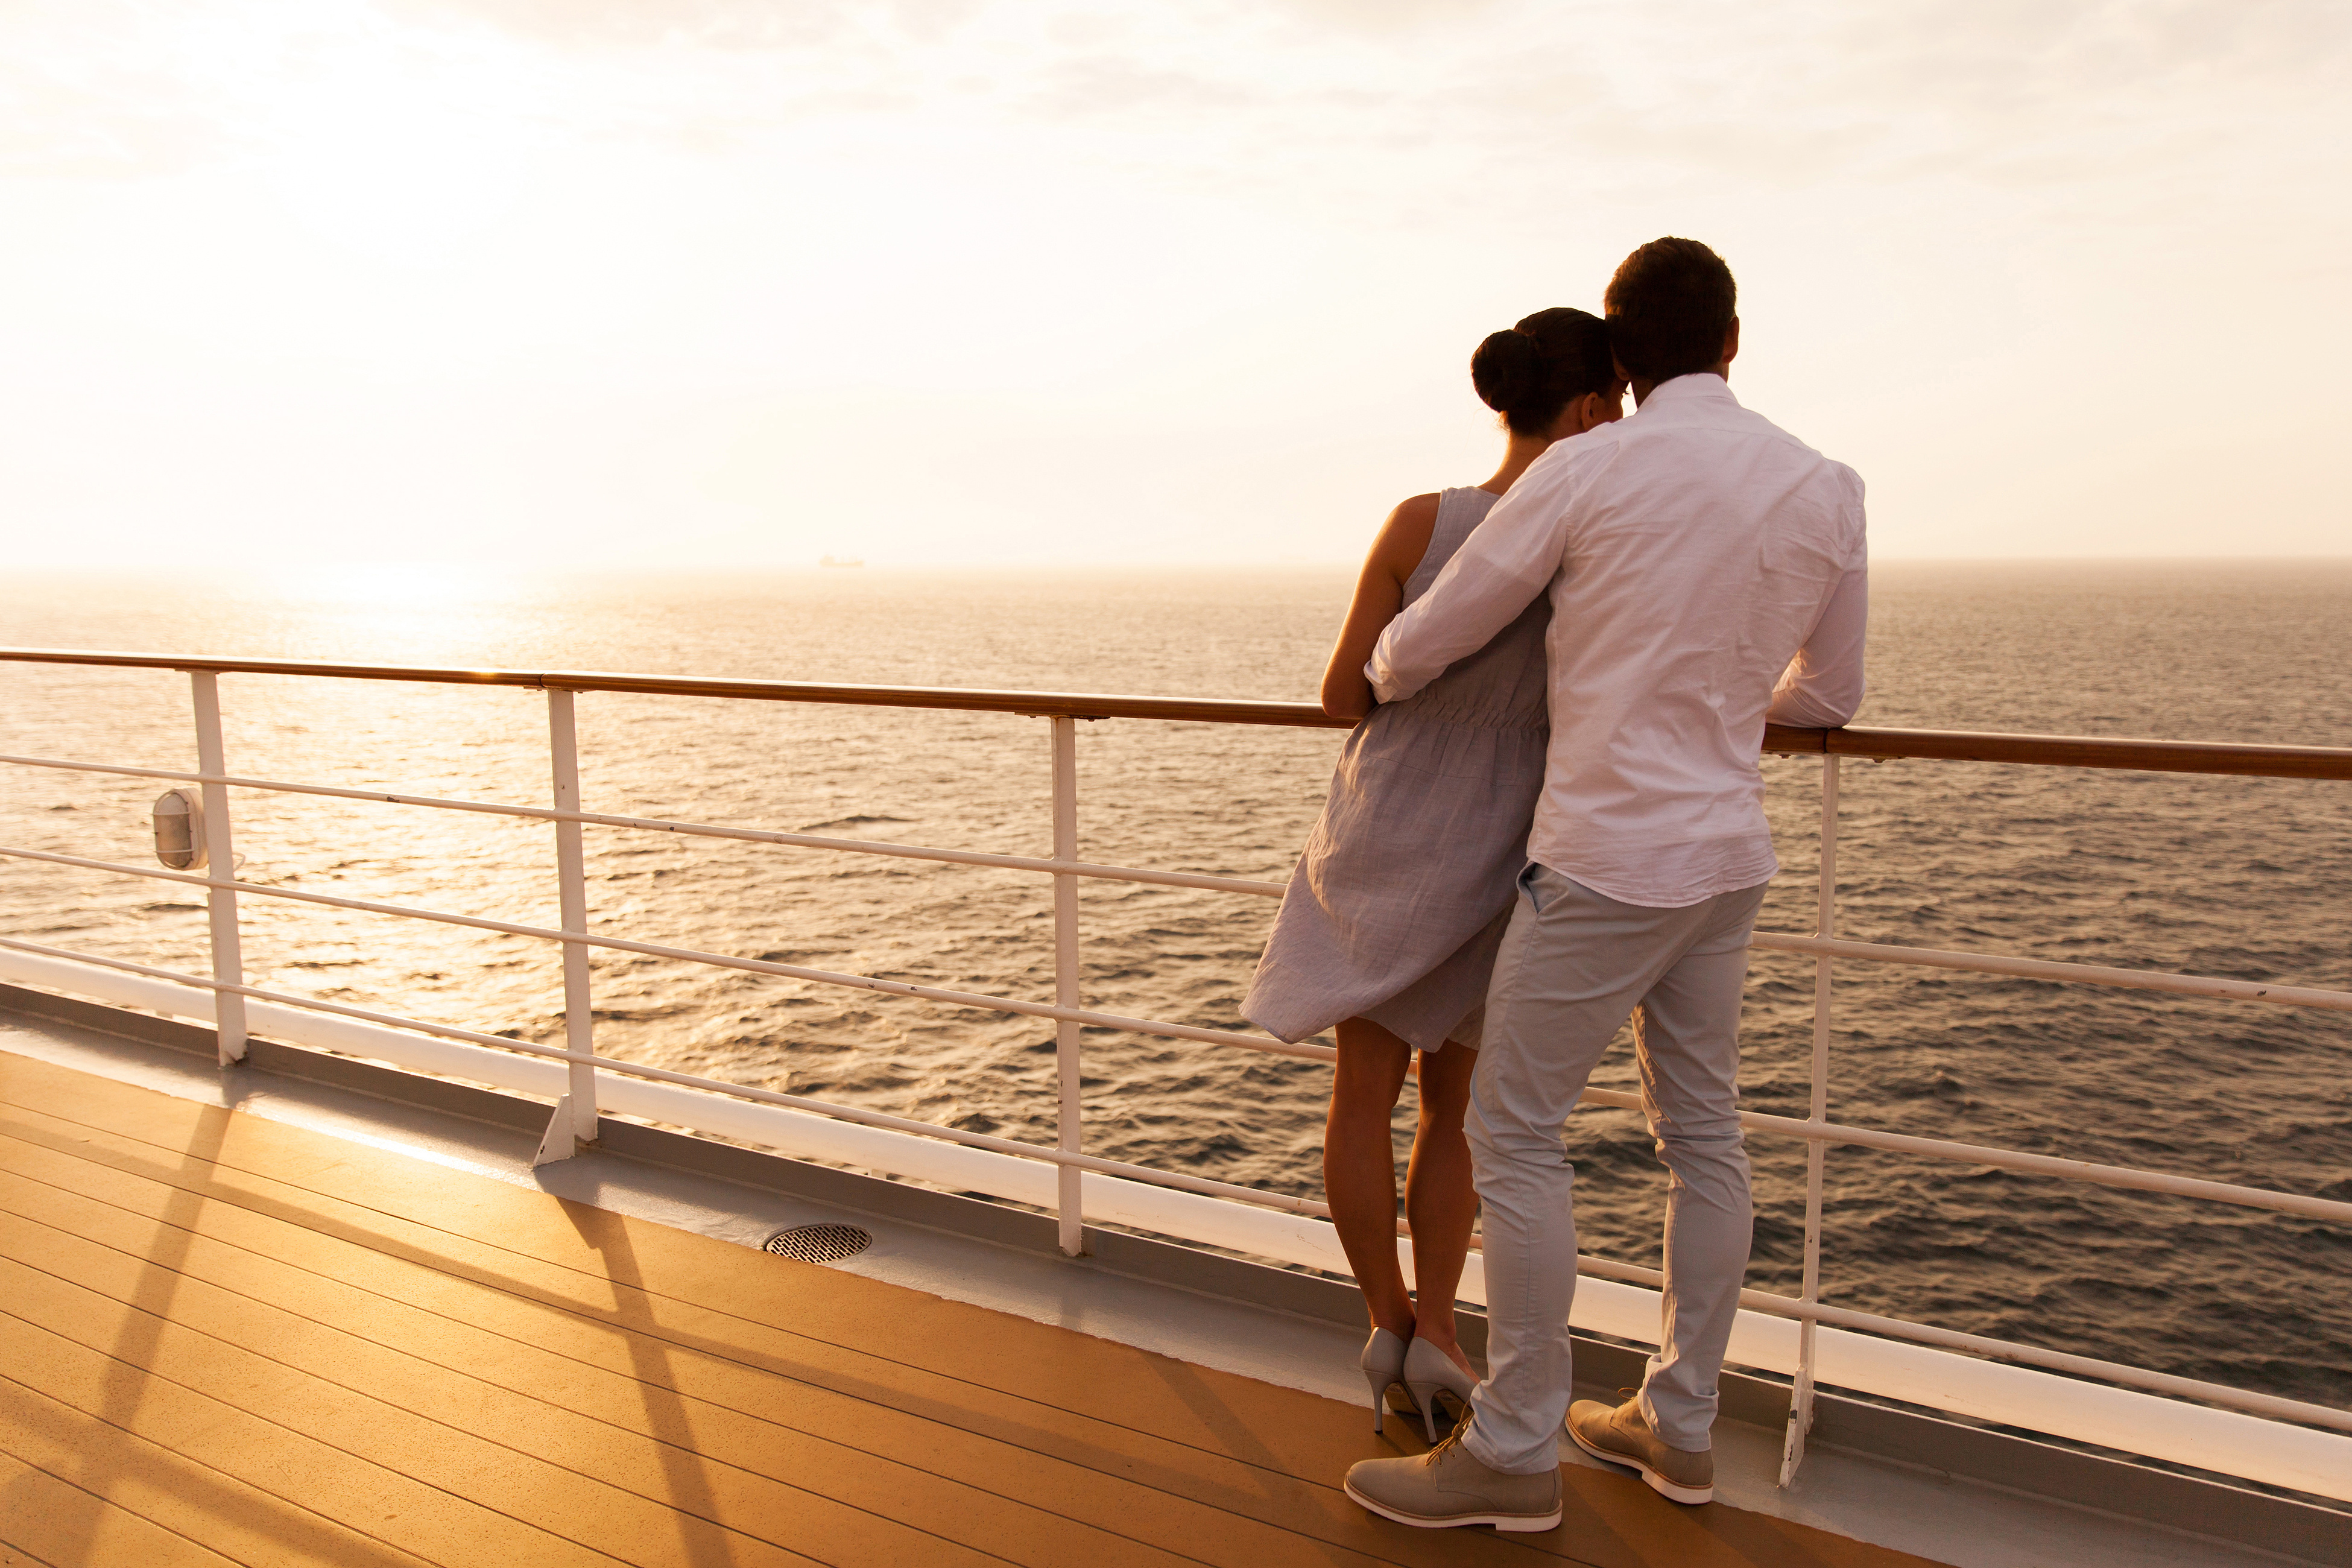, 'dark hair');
1603,237,1737,383
1470,306,1614,437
